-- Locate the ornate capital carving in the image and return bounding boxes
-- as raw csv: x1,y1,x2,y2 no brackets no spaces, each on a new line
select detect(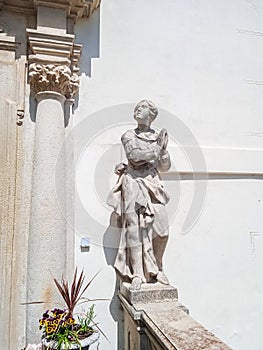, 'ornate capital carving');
29,64,79,98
